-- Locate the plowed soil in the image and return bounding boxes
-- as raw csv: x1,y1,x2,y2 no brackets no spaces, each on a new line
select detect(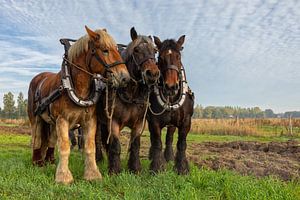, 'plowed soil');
187,140,300,181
